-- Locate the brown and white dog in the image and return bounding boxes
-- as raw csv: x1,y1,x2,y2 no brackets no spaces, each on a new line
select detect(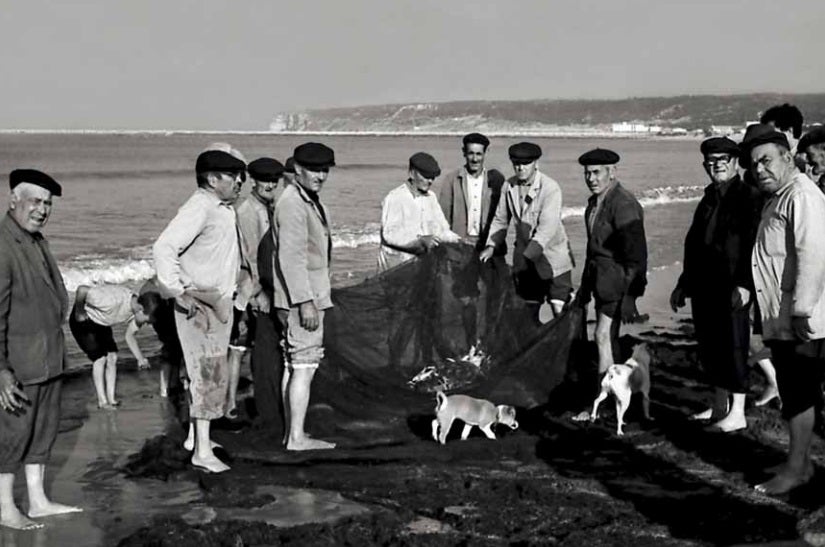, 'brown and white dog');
590,343,652,436
431,392,519,444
